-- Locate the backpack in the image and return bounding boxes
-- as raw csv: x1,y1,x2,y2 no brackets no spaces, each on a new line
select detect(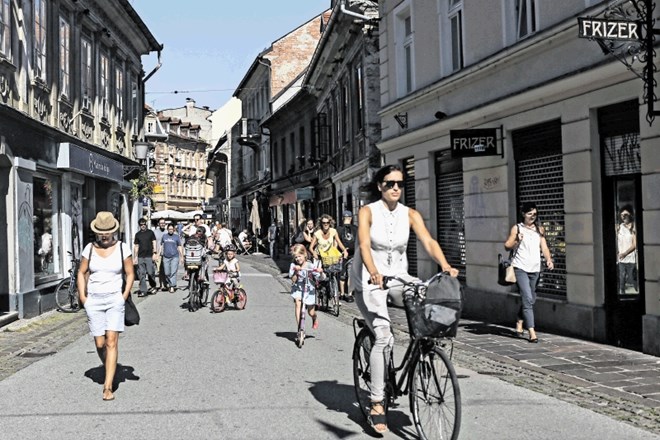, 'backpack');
184,237,204,268
339,224,355,251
